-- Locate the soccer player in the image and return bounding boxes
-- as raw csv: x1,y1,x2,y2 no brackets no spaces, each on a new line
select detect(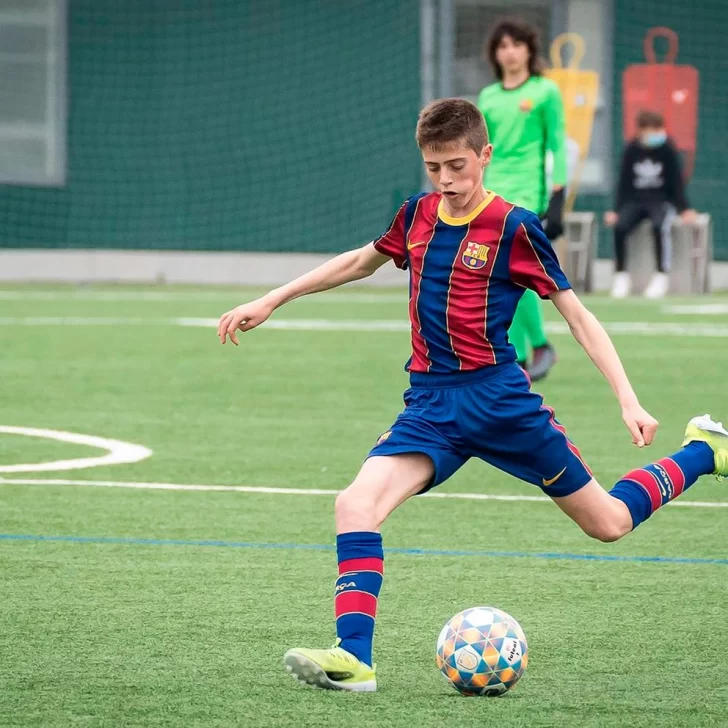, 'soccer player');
477,17,566,380
606,110,697,299
217,98,727,693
